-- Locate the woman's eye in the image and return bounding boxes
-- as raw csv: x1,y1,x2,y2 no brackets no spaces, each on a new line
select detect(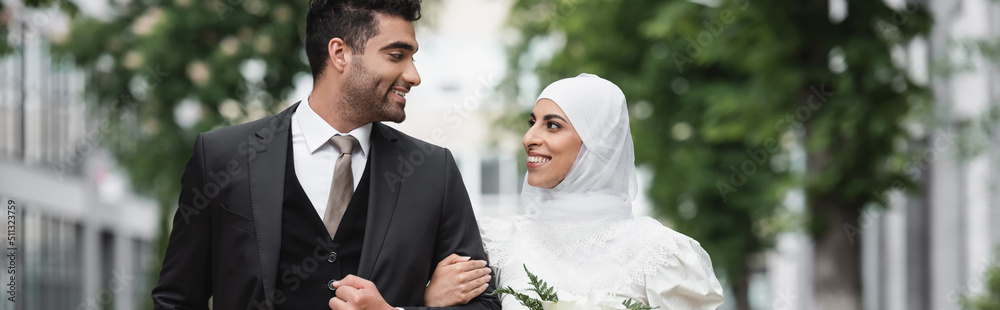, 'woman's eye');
390,54,403,60
527,120,536,127
547,122,561,129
